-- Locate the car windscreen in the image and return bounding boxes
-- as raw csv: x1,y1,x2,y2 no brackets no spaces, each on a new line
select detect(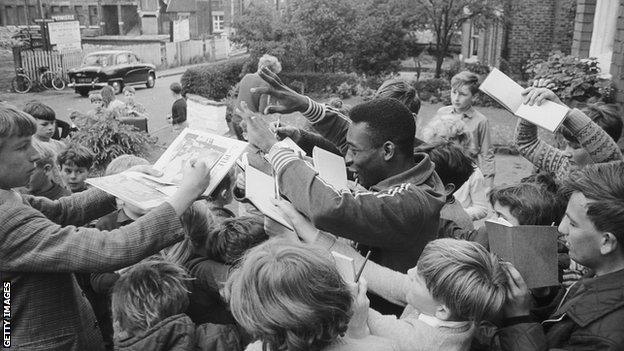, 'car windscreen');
83,54,111,67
